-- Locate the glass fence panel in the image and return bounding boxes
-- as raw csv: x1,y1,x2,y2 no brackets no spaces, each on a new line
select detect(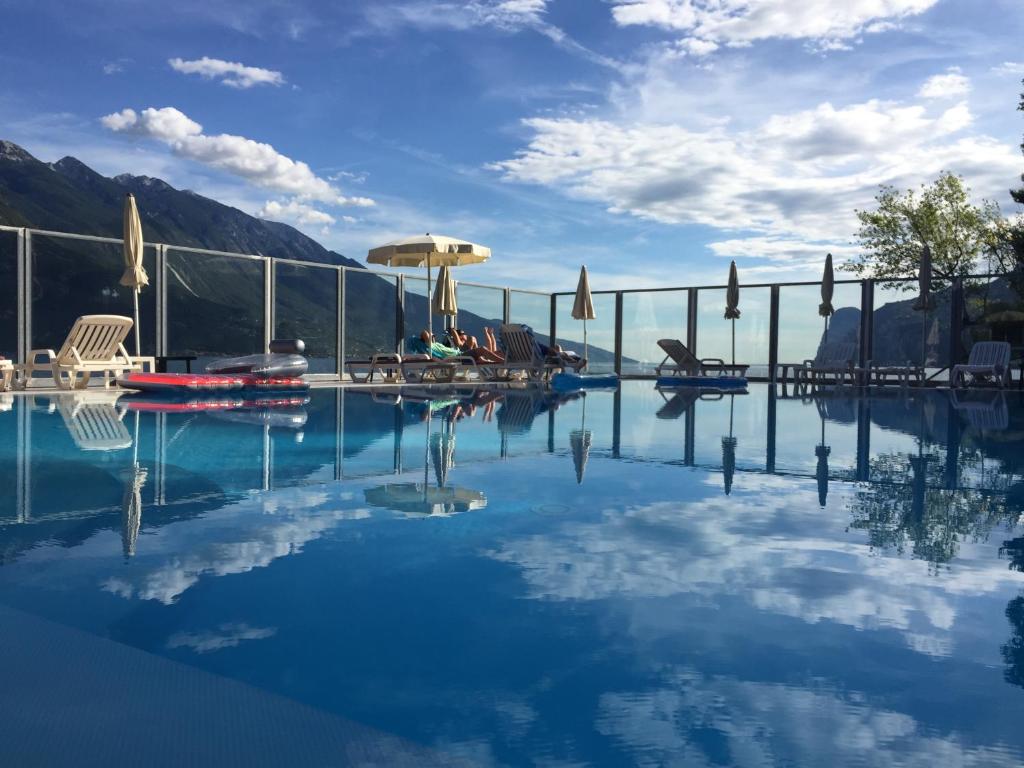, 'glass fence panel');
456,284,504,346
555,293,617,373
963,275,1024,370
509,291,550,347
777,283,861,366
31,234,157,354
166,249,264,368
621,290,687,375
695,287,770,377
344,270,397,359
274,262,338,374
403,276,430,346
270,390,339,488
872,279,950,373
0,230,16,359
